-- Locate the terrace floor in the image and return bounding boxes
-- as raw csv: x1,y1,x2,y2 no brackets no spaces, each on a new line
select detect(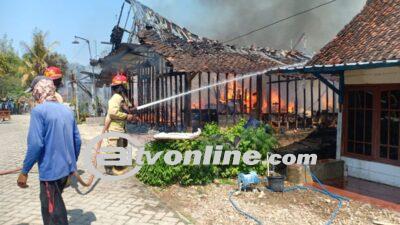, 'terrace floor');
322,176,400,212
